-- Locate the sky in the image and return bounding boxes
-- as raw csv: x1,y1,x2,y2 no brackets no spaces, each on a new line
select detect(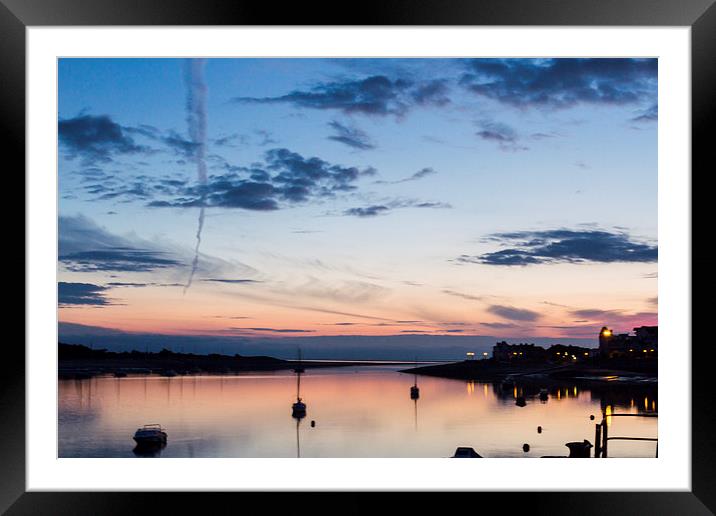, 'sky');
57,58,658,356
